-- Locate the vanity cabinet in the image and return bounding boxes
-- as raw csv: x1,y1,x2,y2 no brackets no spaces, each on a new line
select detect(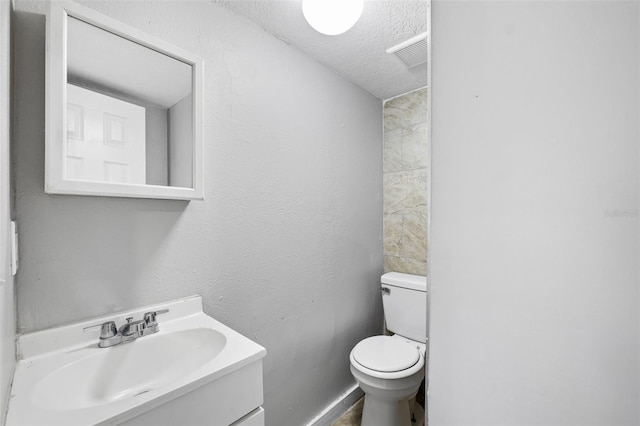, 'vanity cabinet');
120,361,265,426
